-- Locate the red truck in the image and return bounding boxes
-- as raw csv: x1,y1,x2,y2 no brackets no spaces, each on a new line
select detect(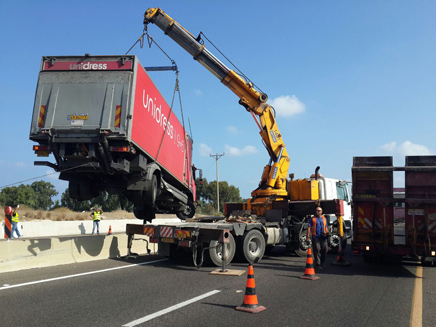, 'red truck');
352,156,436,265
29,55,197,221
